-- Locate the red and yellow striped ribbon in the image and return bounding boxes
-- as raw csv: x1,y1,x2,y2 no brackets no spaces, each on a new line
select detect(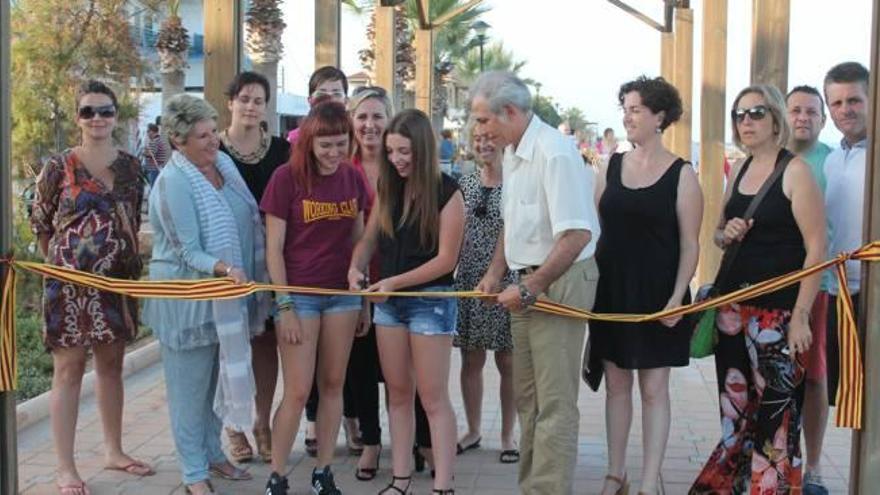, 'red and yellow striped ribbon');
2,241,878,428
